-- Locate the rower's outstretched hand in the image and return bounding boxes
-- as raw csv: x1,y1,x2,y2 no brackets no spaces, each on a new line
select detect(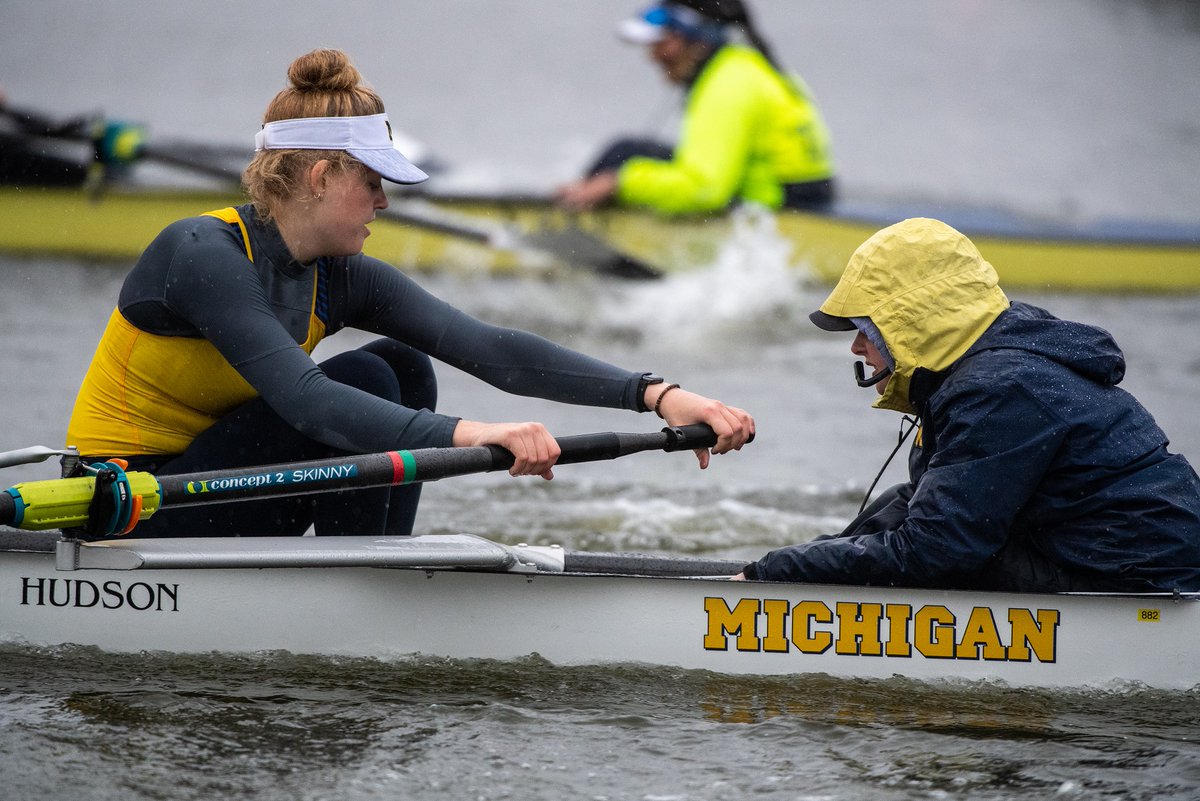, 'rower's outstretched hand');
452,420,561,479
652,387,754,469
554,171,619,213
